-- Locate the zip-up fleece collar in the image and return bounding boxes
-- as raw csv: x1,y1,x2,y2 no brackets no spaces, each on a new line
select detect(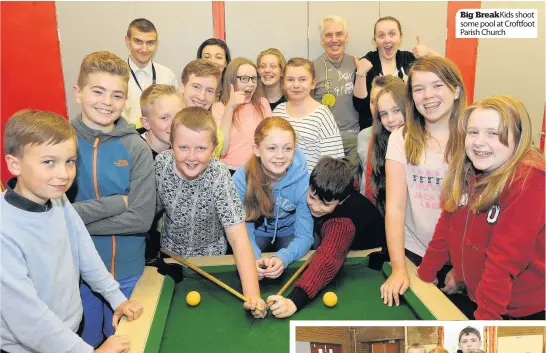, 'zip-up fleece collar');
269,147,309,243
71,114,139,143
